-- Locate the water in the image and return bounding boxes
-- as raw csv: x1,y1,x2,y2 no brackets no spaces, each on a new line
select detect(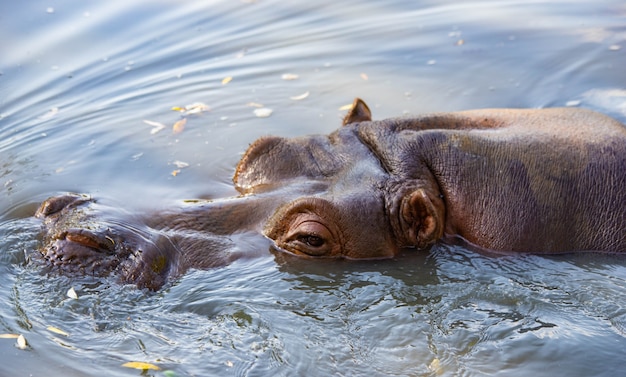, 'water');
1,0,626,376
